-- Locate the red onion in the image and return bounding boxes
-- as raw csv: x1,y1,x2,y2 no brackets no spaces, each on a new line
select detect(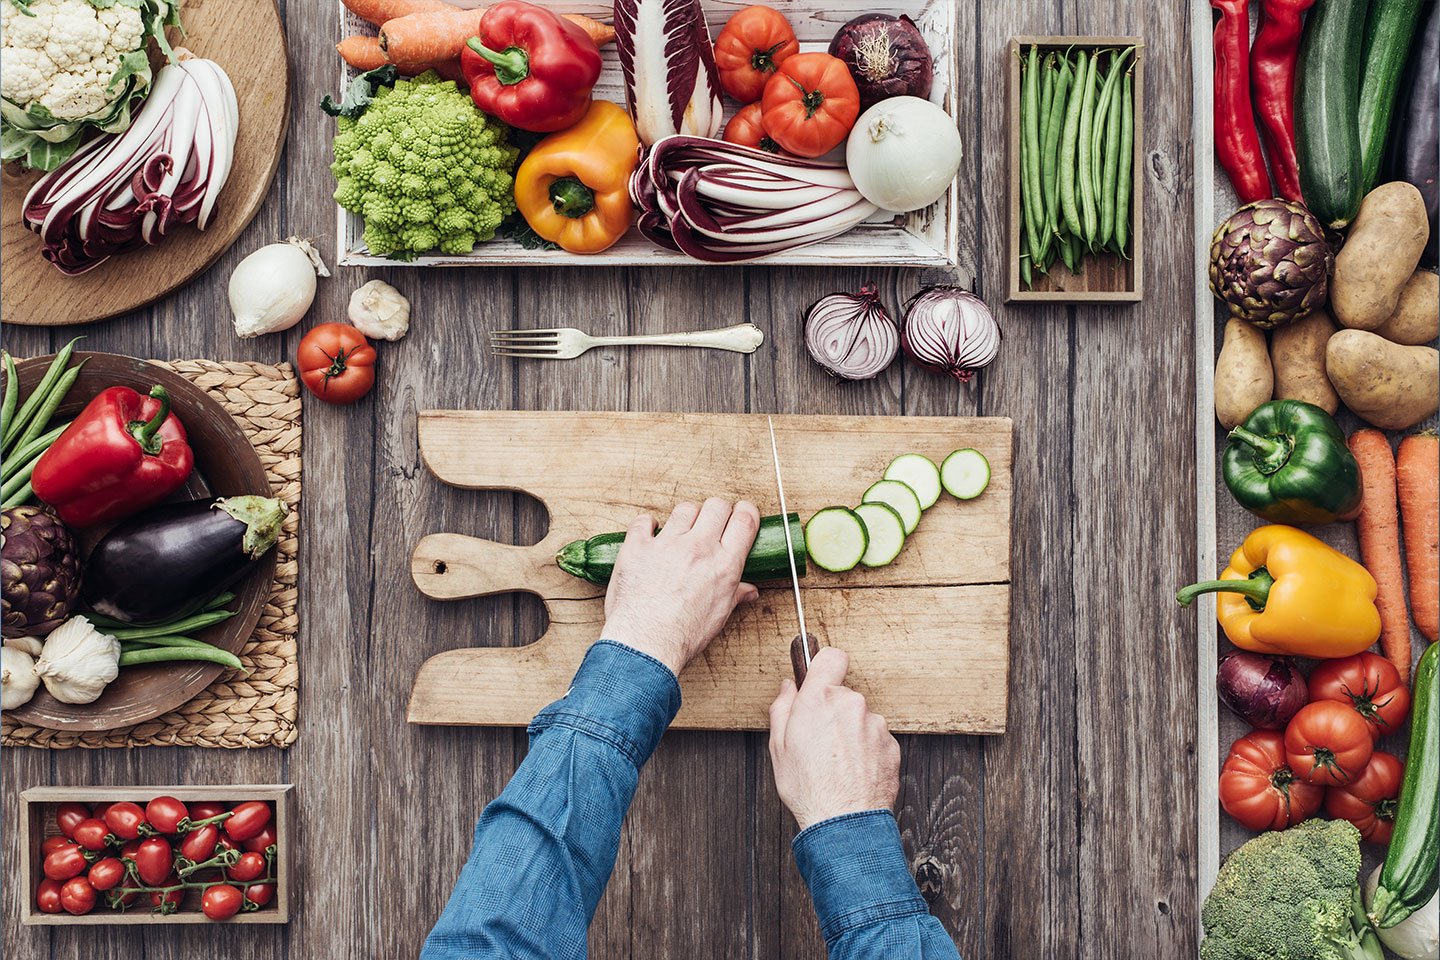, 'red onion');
829,14,934,111
901,286,1001,382
1217,652,1308,729
804,284,899,380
